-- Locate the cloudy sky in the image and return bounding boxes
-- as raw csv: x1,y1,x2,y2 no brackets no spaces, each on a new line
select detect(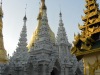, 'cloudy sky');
2,0,100,56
